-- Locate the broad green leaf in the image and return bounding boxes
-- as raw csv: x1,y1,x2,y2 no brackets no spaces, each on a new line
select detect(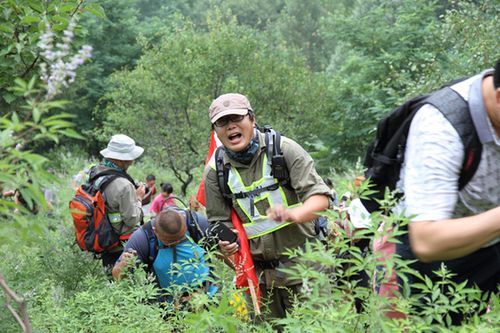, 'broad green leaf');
59,128,84,139
0,24,14,33
37,20,45,32
23,153,48,165
27,75,36,90
60,4,76,13
0,129,14,146
43,119,74,127
11,112,19,125
21,16,40,24
14,77,27,90
43,100,70,109
52,23,66,32
2,92,16,104
431,288,440,302
84,3,106,19
28,0,43,13
47,133,59,143
51,15,69,26
32,107,40,123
